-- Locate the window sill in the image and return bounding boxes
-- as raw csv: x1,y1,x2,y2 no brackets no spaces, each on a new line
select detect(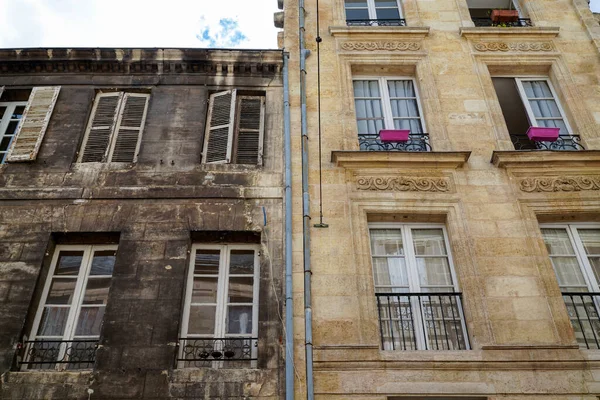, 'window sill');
460,26,560,38
331,150,471,169
491,150,600,168
329,25,430,38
